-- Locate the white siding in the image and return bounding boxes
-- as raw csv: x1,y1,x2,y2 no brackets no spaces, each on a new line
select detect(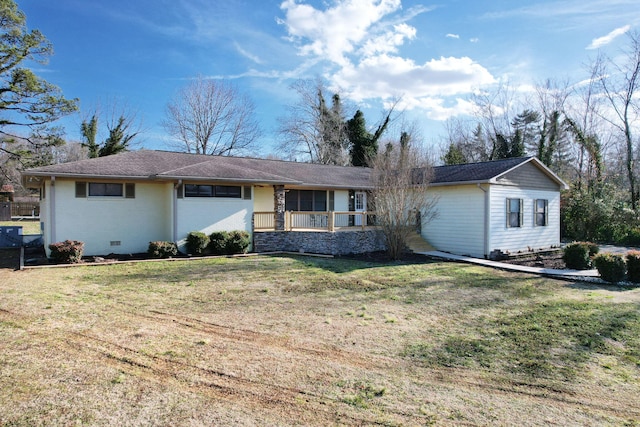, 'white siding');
488,185,561,254
422,185,486,258
49,180,173,256
176,196,252,251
